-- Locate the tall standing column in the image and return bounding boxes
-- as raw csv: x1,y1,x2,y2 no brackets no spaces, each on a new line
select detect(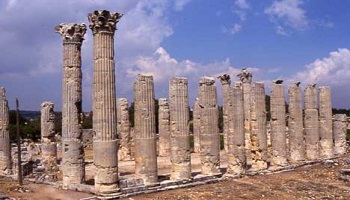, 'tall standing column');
319,86,333,158
117,98,131,161
55,23,86,186
270,81,288,167
158,98,170,157
217,74,231,152
169,77,191,180
0,87,12,175
193,98,201,153
227,83,246,175
333,114,347,156
250,82,268,170
88,10,122,194
304,84,319,160
134,74,158,185
40,102,57,171
198,77,220,175
288,82,305,163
